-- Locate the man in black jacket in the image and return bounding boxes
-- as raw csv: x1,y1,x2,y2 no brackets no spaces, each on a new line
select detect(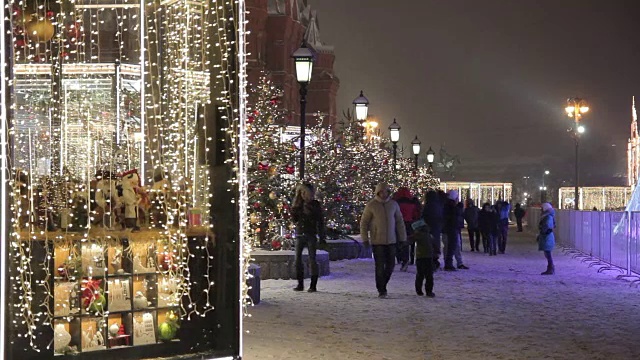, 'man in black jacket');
422,190,443,271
